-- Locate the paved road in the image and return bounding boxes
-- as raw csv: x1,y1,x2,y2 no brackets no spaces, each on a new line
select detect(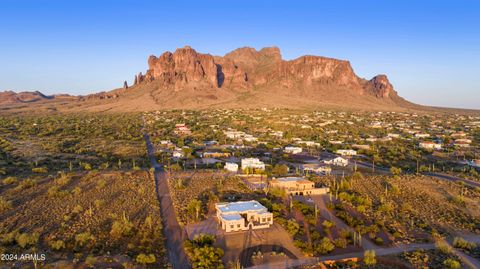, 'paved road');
144,133,190,269
352,159,480,189
424,172,480,189
247,242,436,269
